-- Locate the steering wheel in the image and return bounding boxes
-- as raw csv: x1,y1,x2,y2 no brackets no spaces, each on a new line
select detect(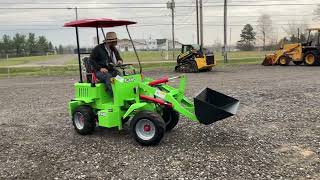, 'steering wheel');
115,63,133,68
